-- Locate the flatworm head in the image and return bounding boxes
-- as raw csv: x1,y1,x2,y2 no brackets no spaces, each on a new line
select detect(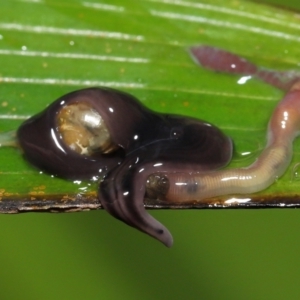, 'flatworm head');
99,114,232,247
